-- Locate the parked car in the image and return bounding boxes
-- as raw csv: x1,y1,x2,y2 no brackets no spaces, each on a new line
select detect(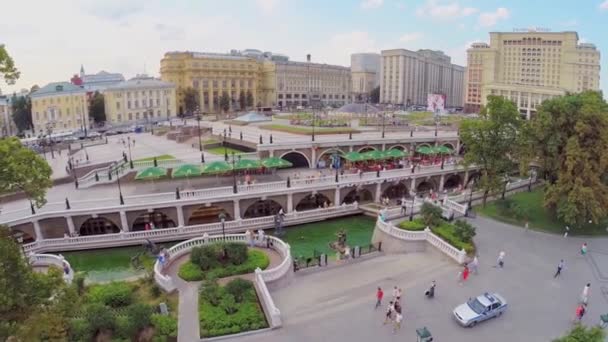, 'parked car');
453,292,507,327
